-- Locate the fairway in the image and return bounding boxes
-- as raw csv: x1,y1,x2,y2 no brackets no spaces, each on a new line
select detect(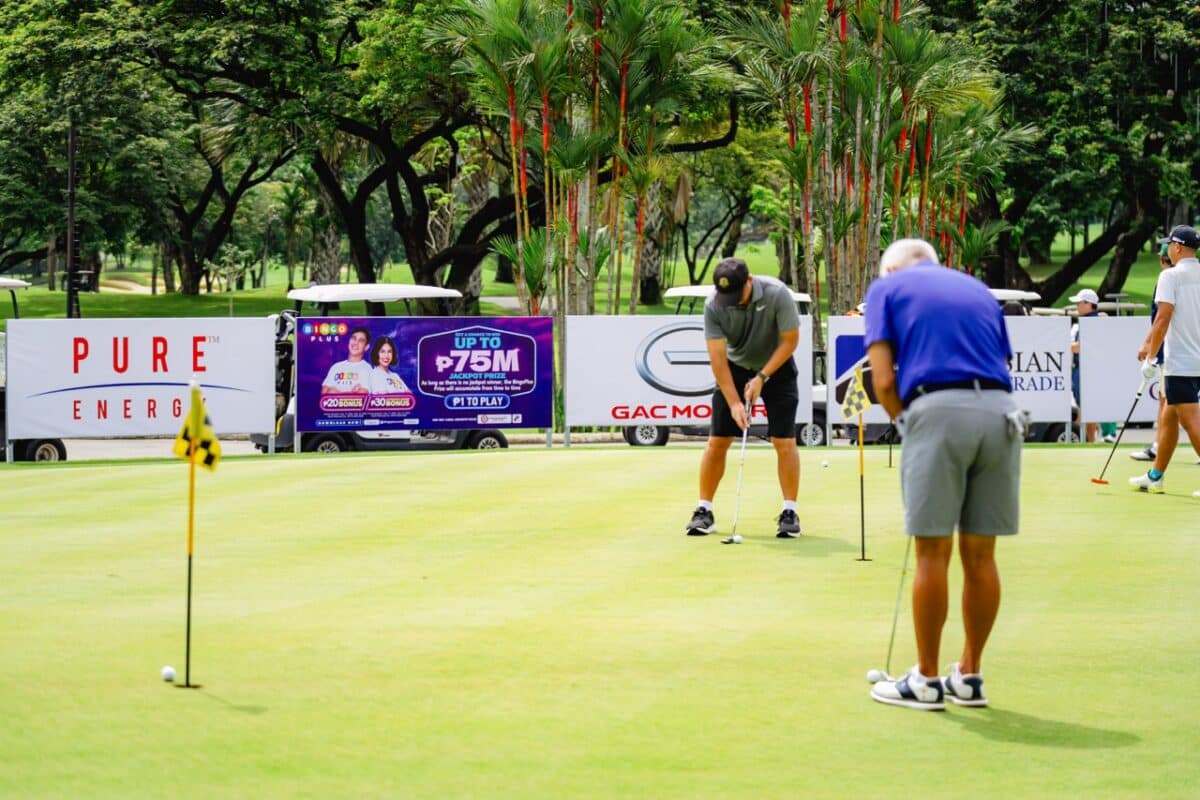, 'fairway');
2,445,1198,798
